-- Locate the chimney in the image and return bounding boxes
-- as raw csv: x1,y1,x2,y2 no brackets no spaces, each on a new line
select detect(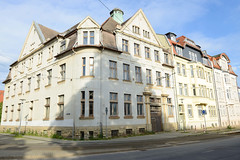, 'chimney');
110,8,124,24
165,32,177,42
